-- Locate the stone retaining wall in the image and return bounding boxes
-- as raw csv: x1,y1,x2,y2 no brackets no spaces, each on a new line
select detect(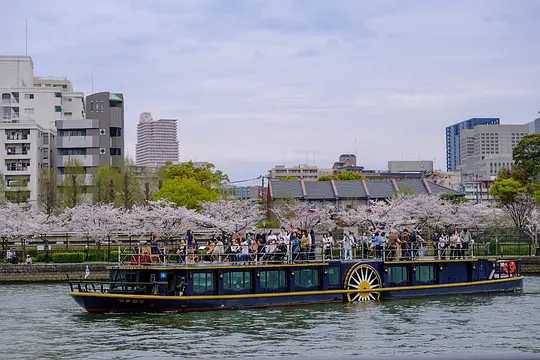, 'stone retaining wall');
0,263,110,283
